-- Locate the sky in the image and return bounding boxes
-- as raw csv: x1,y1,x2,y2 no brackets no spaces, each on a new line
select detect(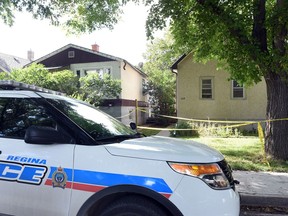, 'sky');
0,3,151,66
